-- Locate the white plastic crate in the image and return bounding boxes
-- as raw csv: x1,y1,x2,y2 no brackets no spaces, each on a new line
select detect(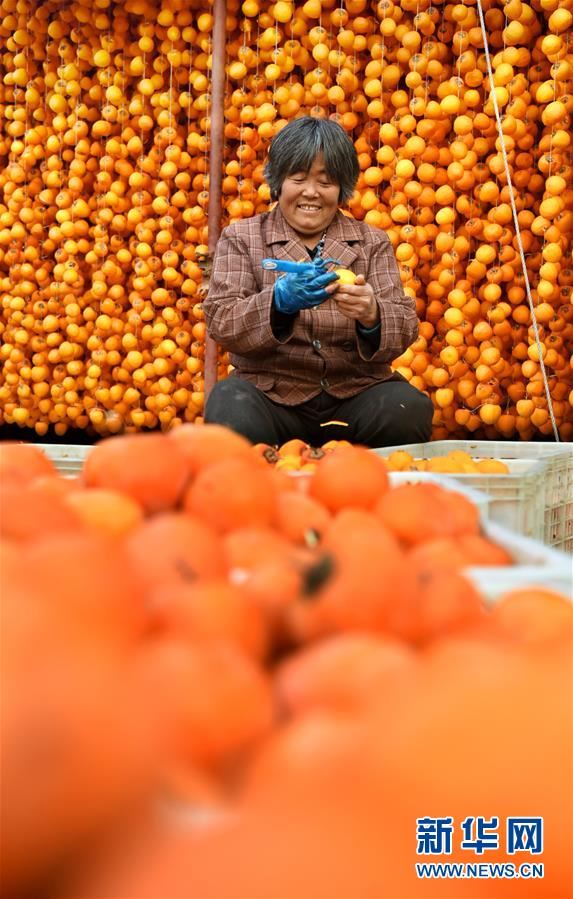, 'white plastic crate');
464,520,573,602
373,440,573,552
36,443,91,478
